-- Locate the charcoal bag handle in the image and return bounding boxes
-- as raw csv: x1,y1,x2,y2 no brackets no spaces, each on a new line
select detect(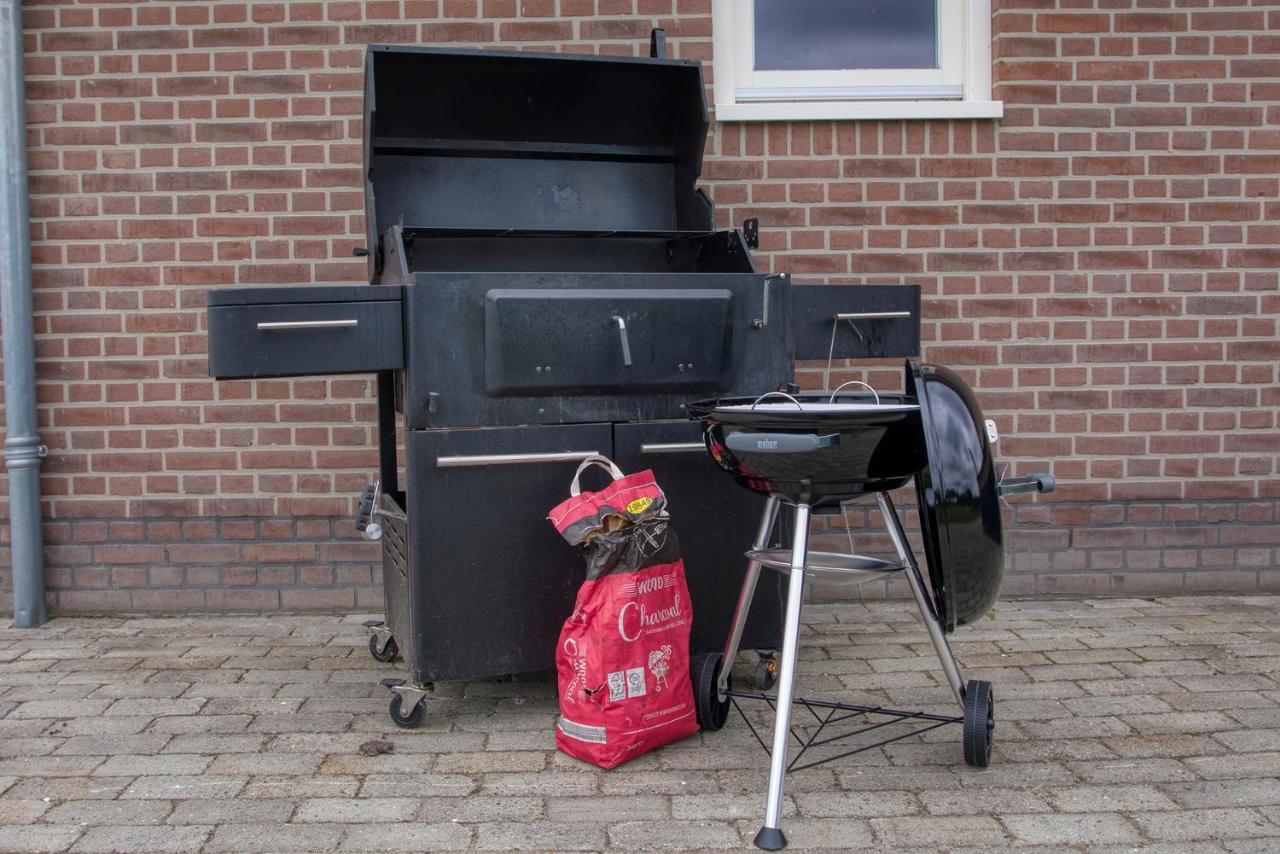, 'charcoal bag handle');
569,454,626,496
